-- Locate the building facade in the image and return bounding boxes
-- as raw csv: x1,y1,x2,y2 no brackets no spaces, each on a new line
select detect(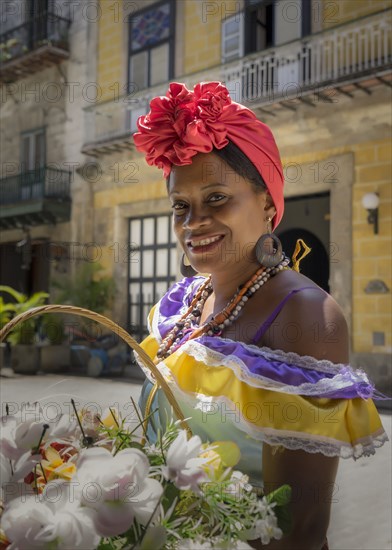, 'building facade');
1,0,391,390
0,0,96,296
